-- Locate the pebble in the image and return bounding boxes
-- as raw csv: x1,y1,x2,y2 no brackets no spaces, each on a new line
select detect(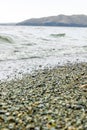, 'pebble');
79,84,87,89
8,123,15,129
7,116,15,123
0,110,6,114
0,63,87,129
26,124,35,130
